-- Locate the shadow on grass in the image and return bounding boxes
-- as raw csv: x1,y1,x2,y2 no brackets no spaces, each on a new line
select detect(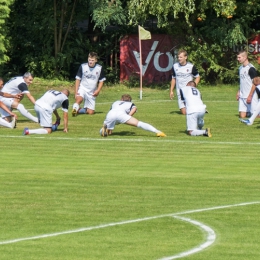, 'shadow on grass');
110,131,137,136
